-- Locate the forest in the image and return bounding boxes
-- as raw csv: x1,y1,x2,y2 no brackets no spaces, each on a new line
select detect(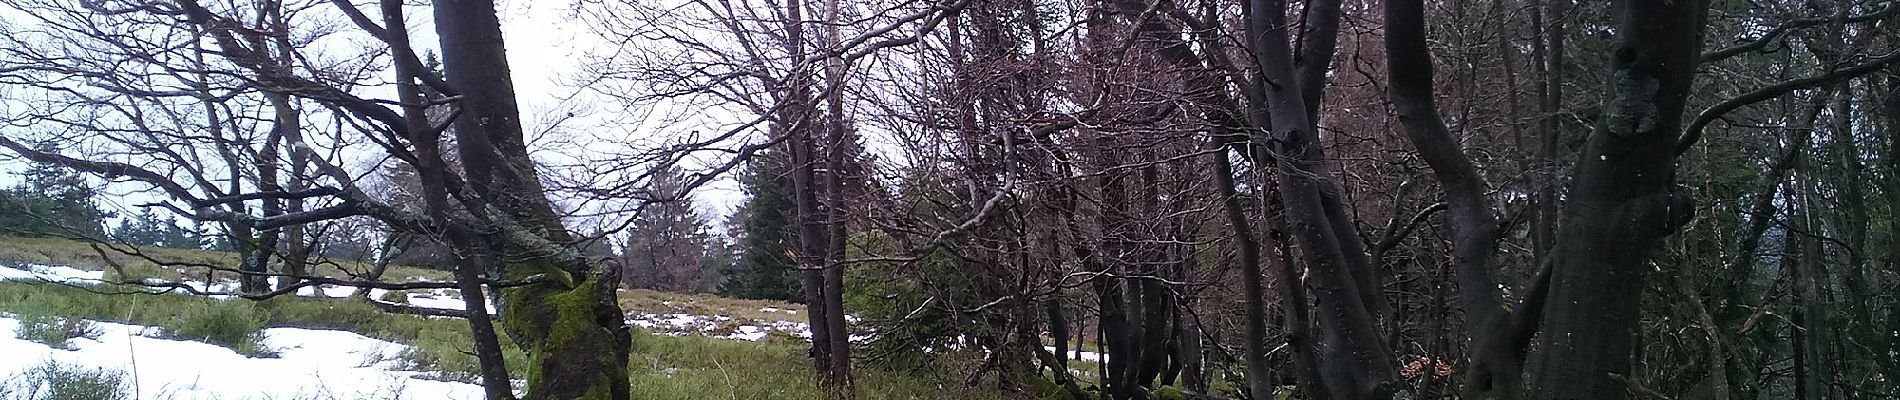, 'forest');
0,0,1895,399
